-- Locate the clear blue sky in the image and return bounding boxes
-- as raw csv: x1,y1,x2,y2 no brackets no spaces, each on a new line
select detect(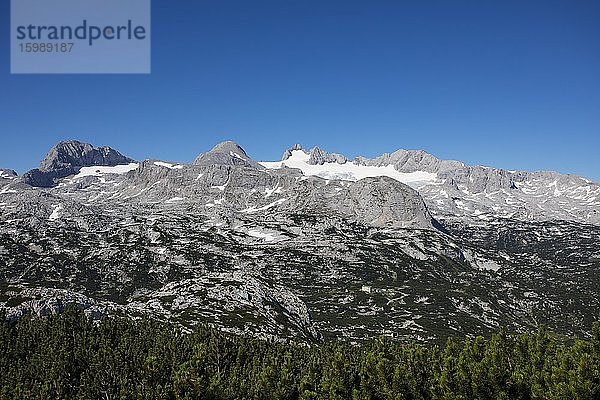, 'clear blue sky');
1,0,599,181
